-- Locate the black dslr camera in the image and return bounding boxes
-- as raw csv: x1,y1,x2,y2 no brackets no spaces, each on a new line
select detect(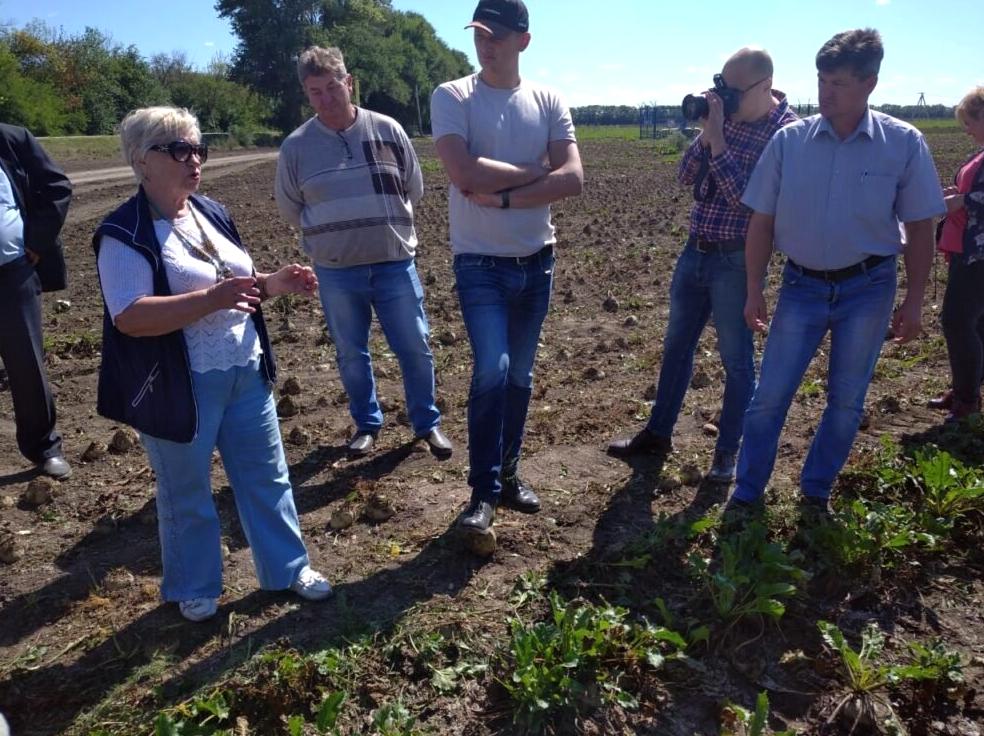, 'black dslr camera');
681,74,741,121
